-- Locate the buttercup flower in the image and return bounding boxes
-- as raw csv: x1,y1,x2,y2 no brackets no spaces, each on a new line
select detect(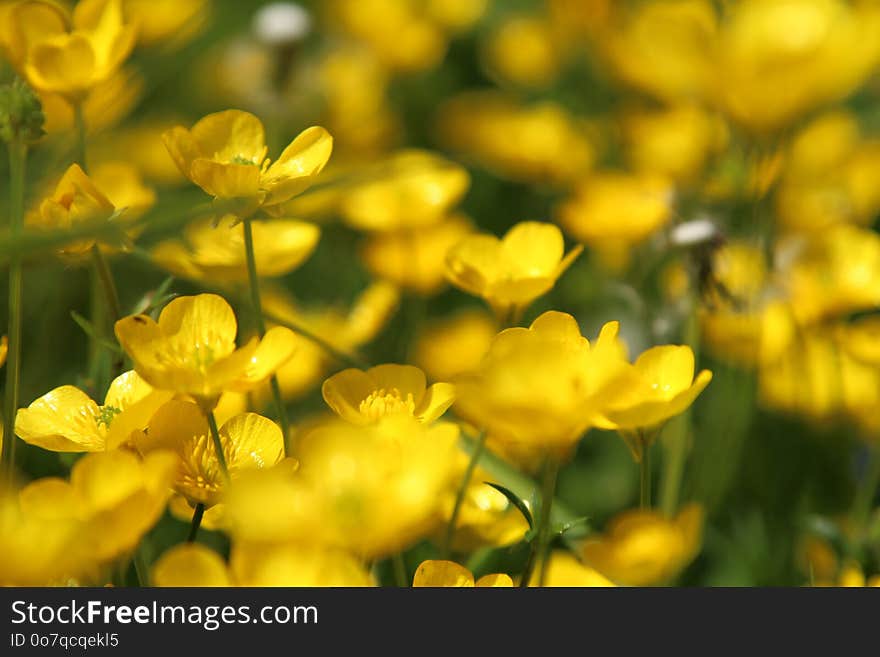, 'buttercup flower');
527,551,615,588
9,0,136,104
134,400,285,507
163,109,332,212
412,308,496,382
440,476,530,552
412,560,512,587
114,293,297,407
445,221,582,321
152,215,320,283
322,364,454,426
15,370,171,452
581,504,704,586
